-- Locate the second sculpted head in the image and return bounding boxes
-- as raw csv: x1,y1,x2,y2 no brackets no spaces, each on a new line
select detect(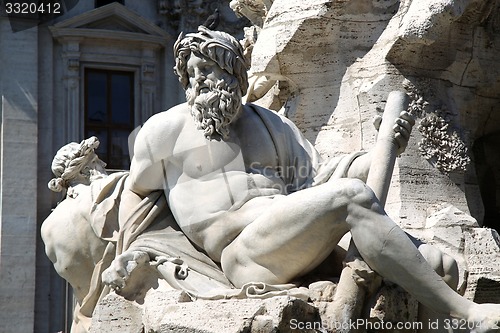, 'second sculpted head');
174,26,250,140
48,136,107,197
